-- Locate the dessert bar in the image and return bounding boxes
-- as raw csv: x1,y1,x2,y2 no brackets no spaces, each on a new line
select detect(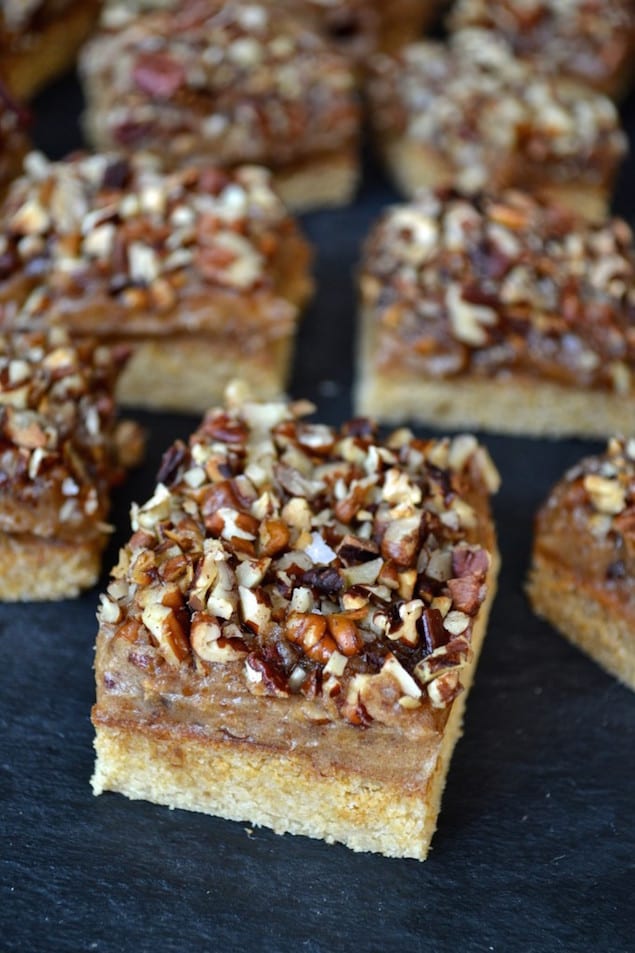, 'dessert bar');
356,188,635,438
528,437,635,692
367,29,627,220
0,329,139,600
92,387,500,860
449,0,635,100
0,152,313,413
80,1,360,211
